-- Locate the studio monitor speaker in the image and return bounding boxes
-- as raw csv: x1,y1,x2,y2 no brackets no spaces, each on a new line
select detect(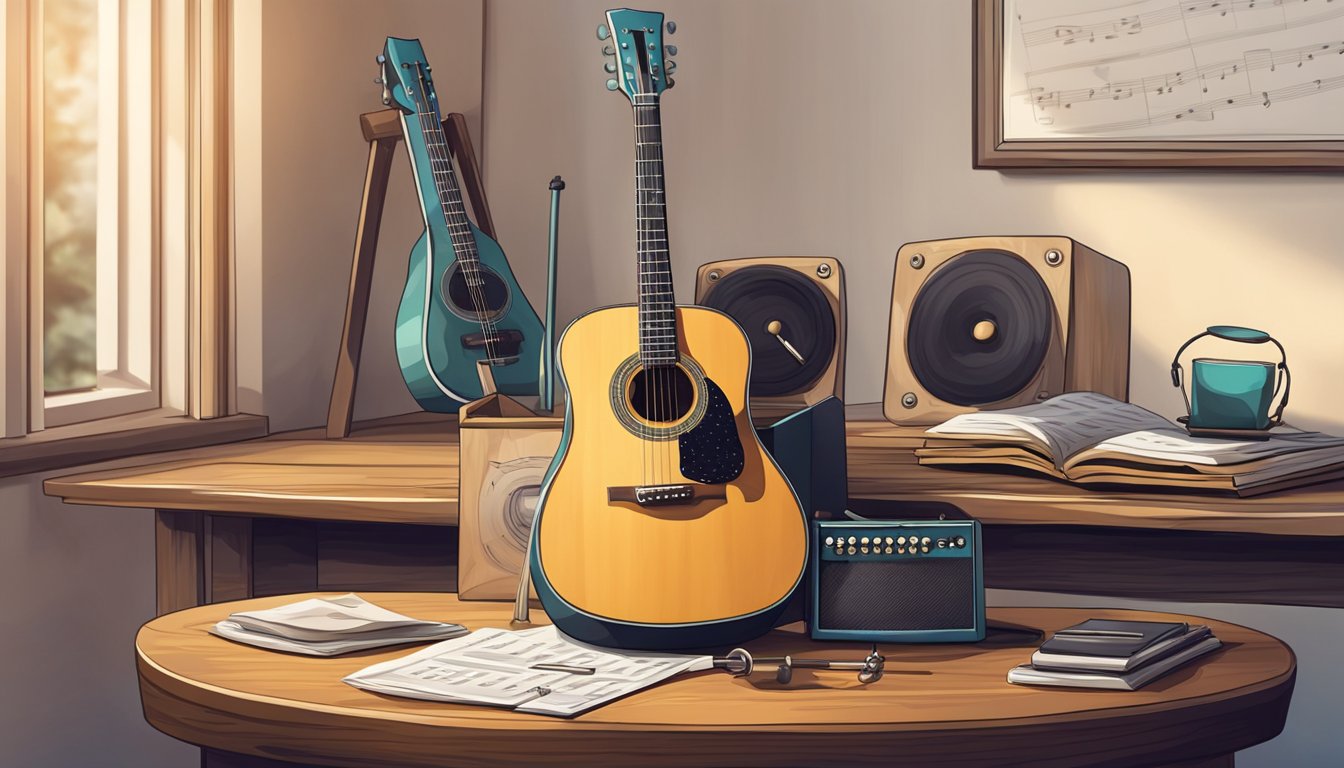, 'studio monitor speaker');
883,236,1130,425
696,257,845,420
